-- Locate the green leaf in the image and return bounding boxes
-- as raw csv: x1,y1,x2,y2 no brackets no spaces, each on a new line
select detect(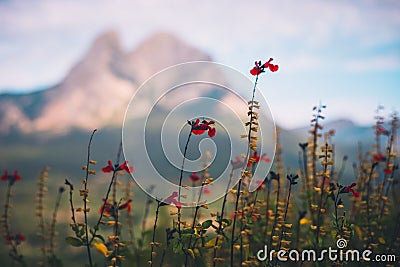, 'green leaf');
172,241,183,254
201,220,213,229
222,218,232,227
181,228,194,235
65,236,83,247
